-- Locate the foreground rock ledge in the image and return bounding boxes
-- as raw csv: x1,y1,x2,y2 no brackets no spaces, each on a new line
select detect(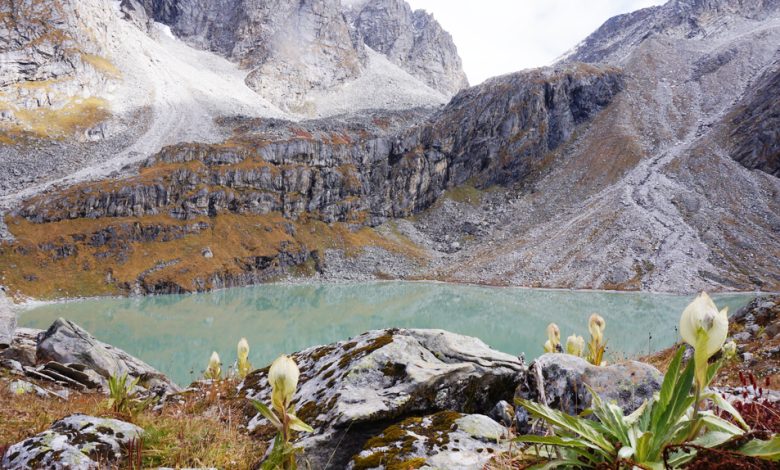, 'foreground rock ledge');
241,328,527,468
1,414,143,469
